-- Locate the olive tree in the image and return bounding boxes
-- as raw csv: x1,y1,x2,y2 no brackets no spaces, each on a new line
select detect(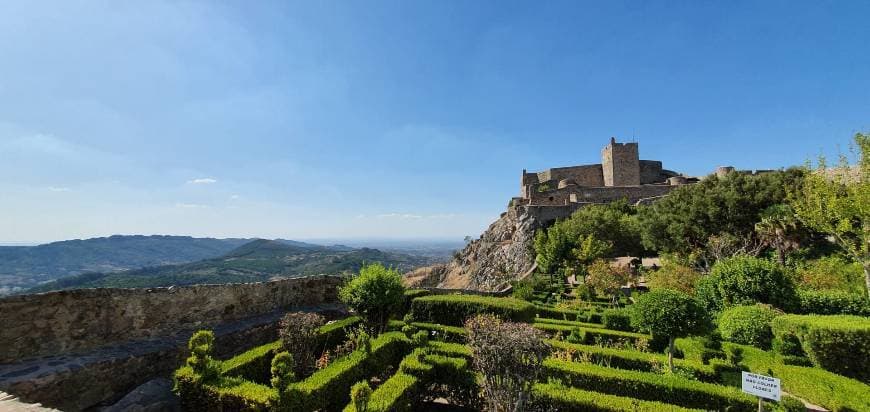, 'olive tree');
339,263,405,334
631,289,711,372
